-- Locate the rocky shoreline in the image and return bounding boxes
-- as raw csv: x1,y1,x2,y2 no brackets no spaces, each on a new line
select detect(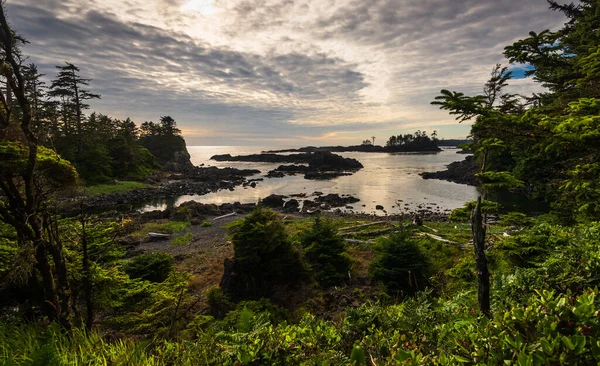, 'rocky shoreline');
135,199,451,224
61,166,261,214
